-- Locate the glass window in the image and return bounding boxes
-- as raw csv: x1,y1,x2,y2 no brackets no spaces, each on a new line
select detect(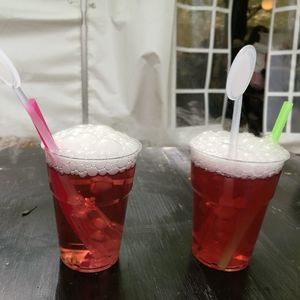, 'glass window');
209,93,224,123
267,97,287,131
178,0,213,5
177,52,208,89
217,0,229,8
298,23,300,49
272,11,295,50
294,55,300,91
176,94,205,127
275,0,297,7
291,97,300,132
210,54,228,88
214,12,228,48
175,0,230,128
268,55,291,92
177,9,212,48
